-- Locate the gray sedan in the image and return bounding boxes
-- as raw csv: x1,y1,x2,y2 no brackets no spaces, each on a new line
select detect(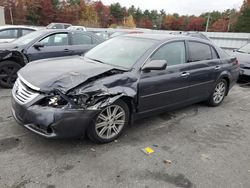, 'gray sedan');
232,43,250,81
